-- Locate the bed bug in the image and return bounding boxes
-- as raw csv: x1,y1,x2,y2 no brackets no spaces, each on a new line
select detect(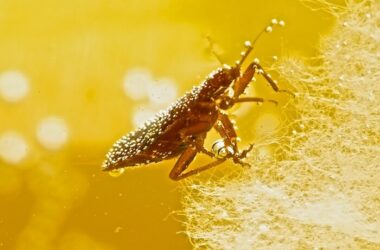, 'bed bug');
102,21,293,180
